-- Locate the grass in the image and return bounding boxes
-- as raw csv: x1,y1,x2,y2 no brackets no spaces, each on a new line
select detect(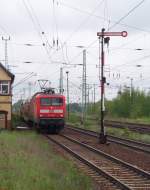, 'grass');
0,131,93,190
68,112,150,125
107,127,150,143
67,113,81,125
105,116,150,124
67,113,150,144
67,113,99,129
73,122,150,143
